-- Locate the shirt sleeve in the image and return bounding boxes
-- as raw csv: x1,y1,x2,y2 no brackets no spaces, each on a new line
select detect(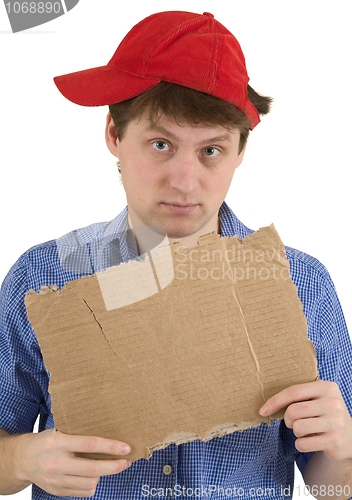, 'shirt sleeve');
295,267,352,476
0,254,51,434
